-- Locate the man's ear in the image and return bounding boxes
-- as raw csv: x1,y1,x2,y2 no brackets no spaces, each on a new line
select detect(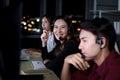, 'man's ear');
96,37,107,48
100,37,107,48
